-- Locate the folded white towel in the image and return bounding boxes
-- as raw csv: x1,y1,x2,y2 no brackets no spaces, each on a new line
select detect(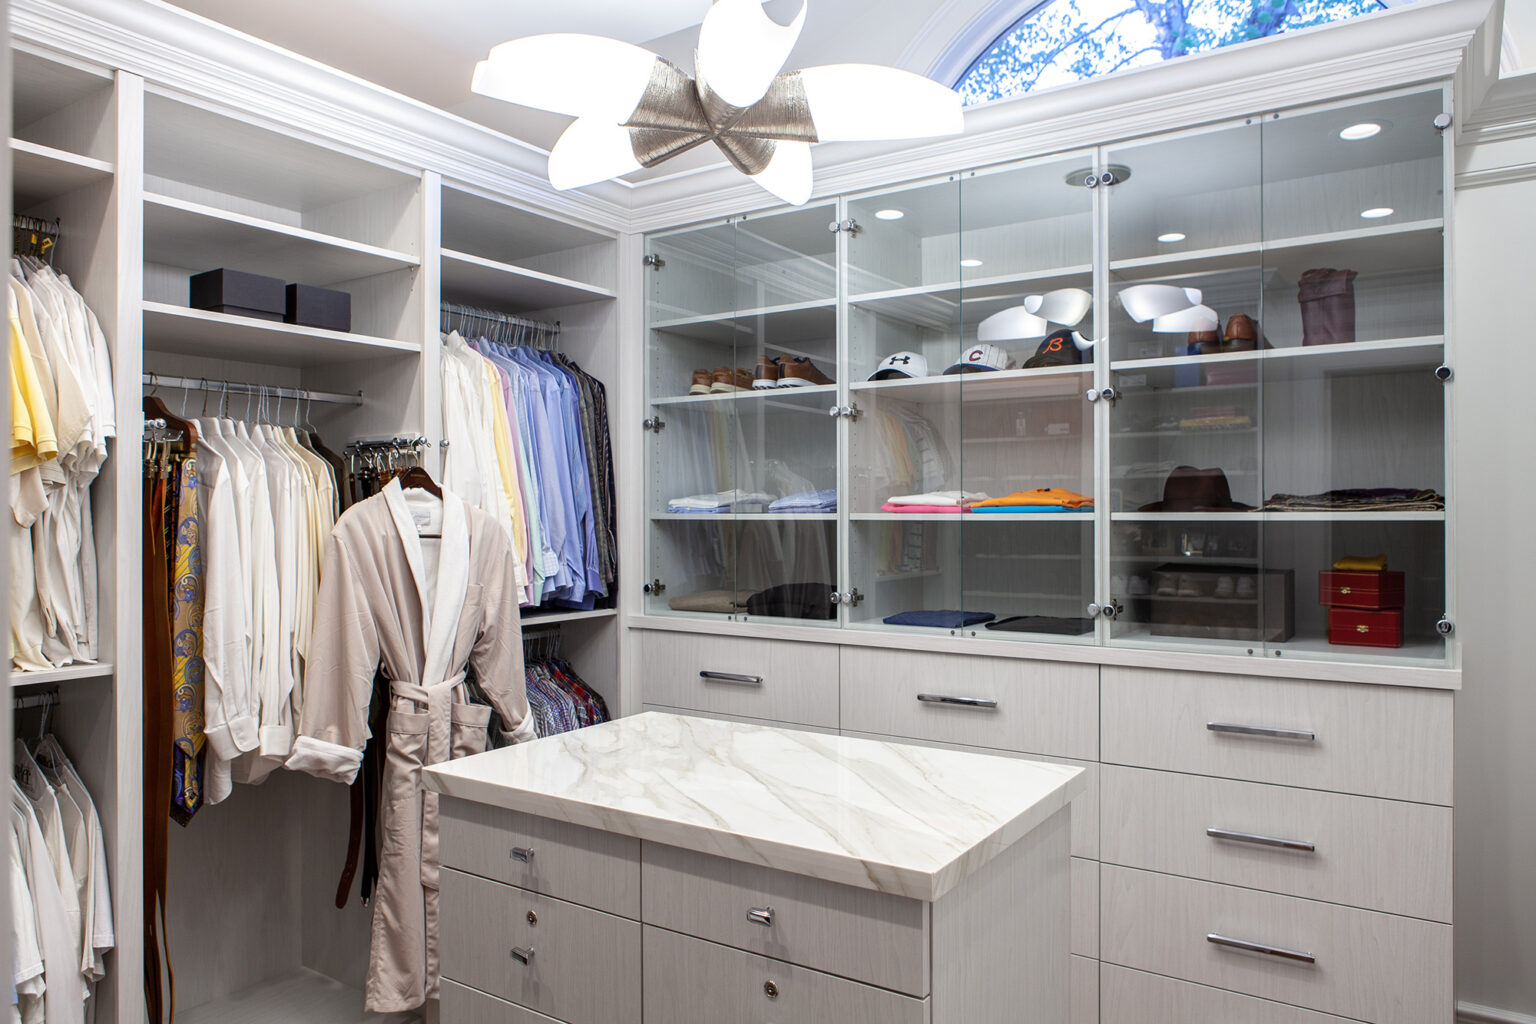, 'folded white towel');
885,490,990,506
